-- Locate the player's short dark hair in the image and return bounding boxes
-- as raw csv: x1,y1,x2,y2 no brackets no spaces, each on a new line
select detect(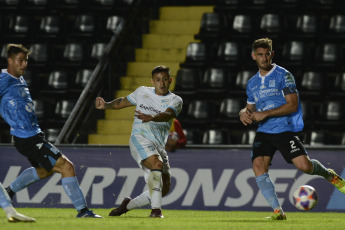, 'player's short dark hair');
252,38,272,52
151,65,170,78
7,44,30,59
